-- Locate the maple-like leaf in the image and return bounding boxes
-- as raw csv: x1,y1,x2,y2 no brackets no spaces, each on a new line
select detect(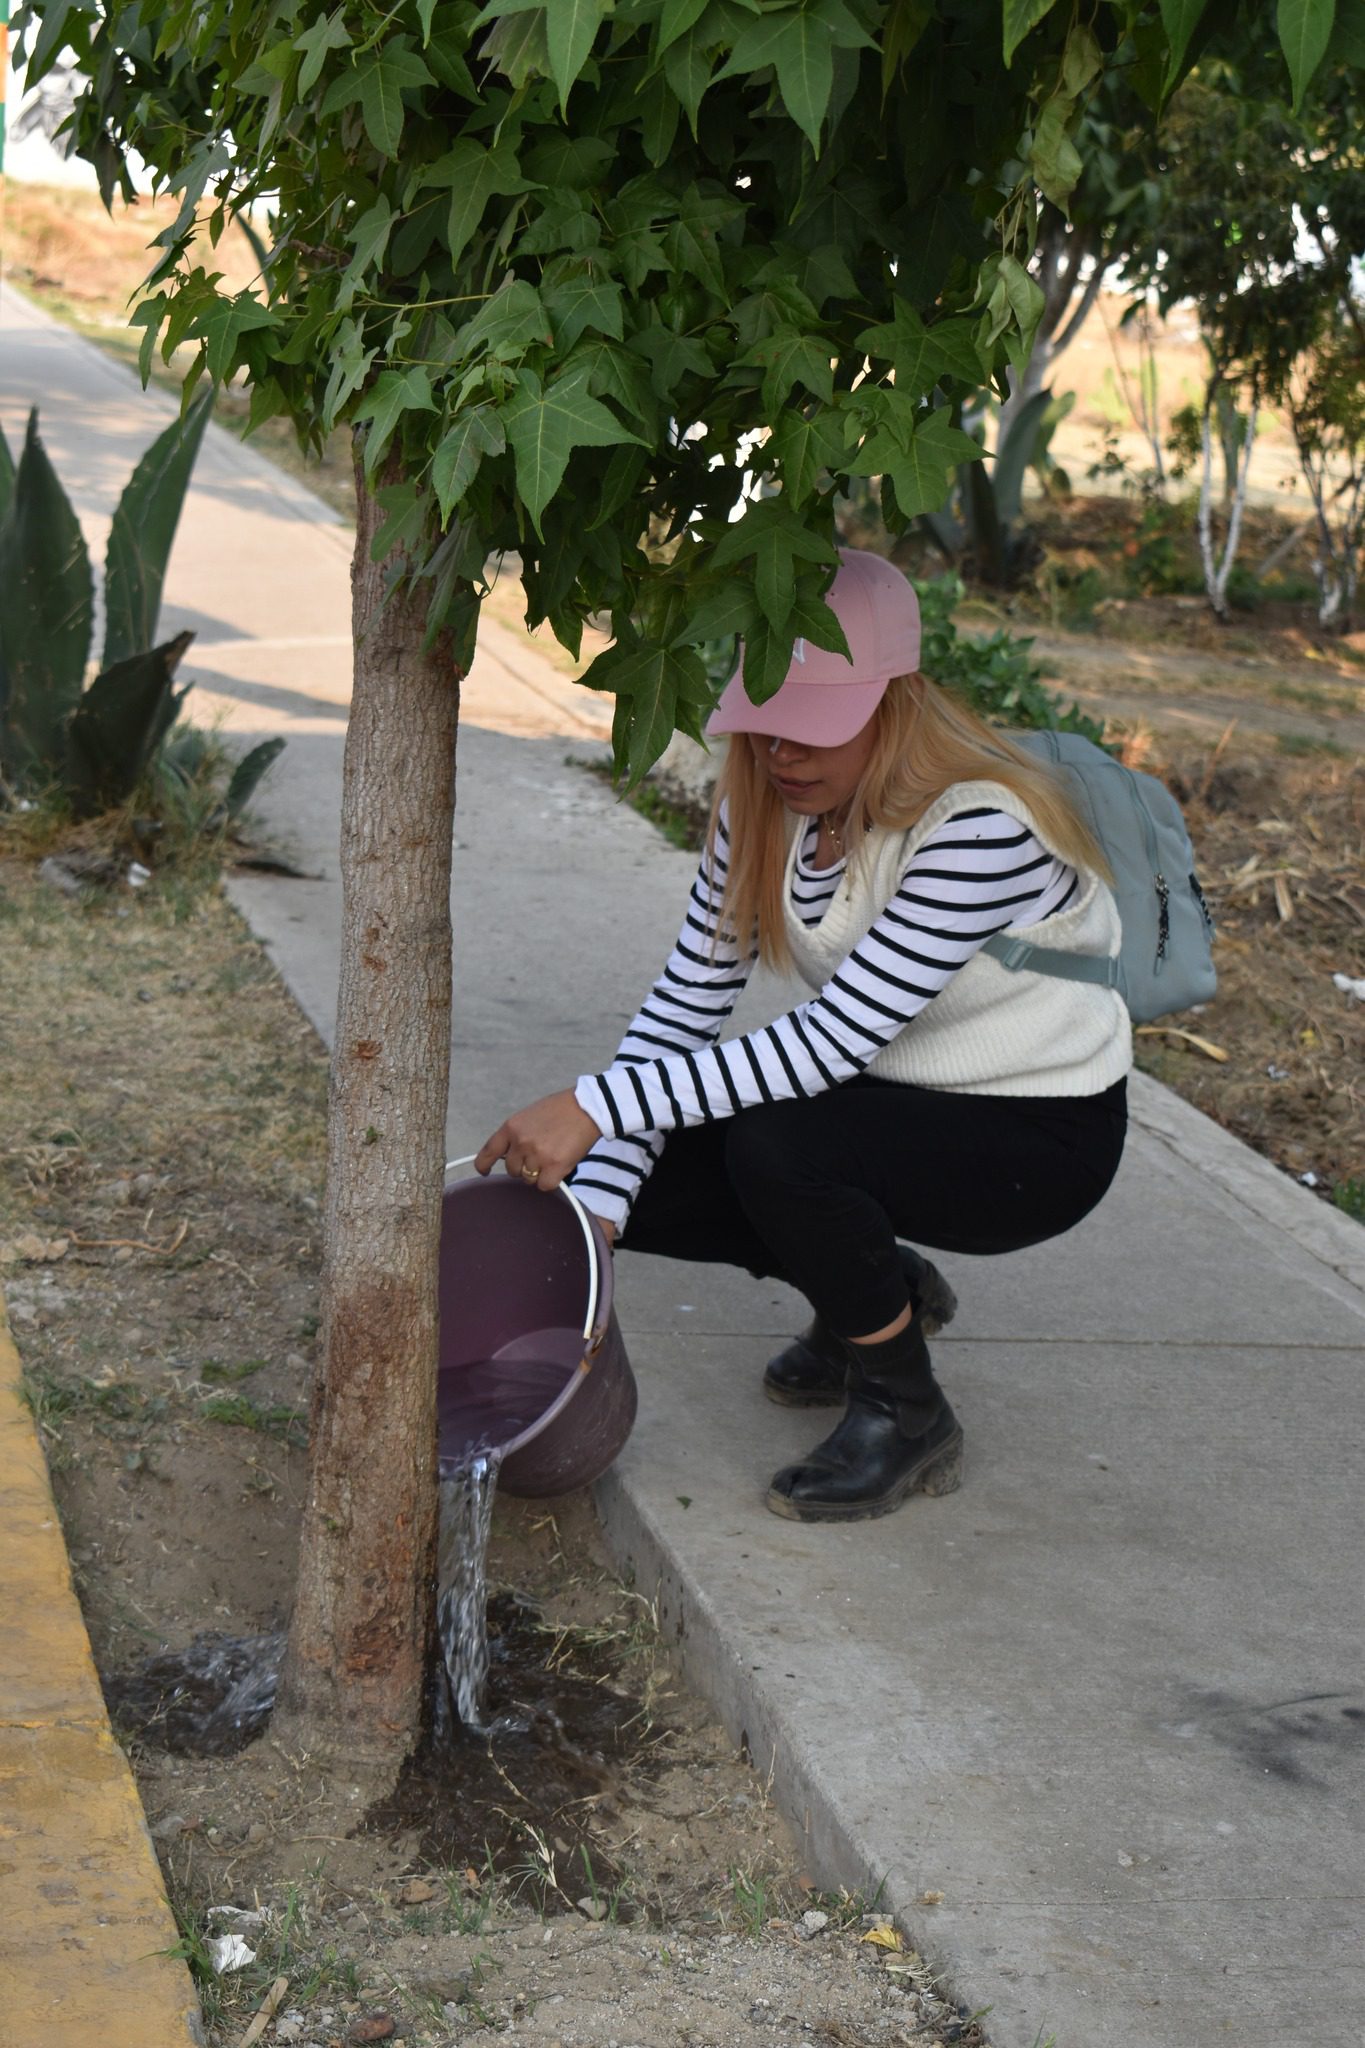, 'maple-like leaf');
499,367,643,532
